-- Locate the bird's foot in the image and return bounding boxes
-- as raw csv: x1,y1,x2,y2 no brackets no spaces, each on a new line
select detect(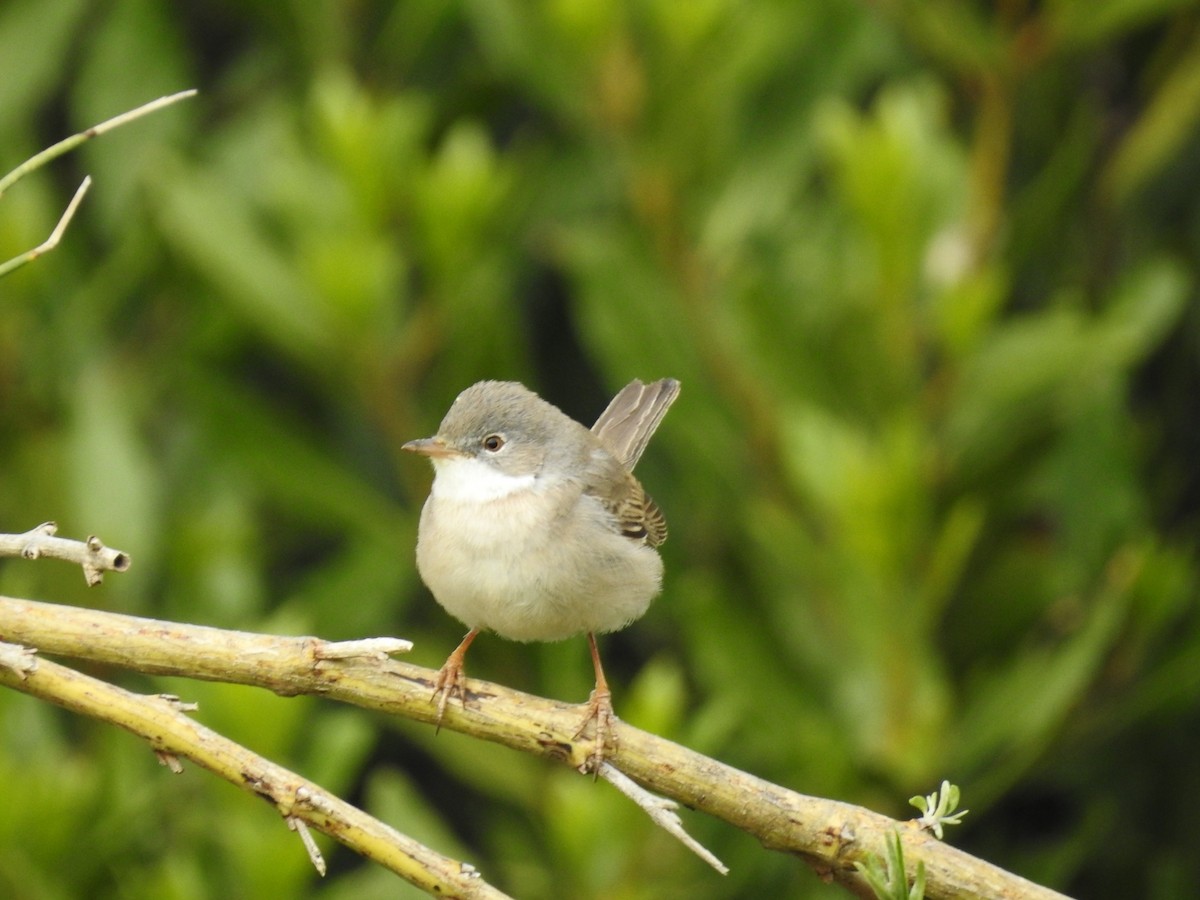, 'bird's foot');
430,629,480,733
574,686,617,775
430,658,467,732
